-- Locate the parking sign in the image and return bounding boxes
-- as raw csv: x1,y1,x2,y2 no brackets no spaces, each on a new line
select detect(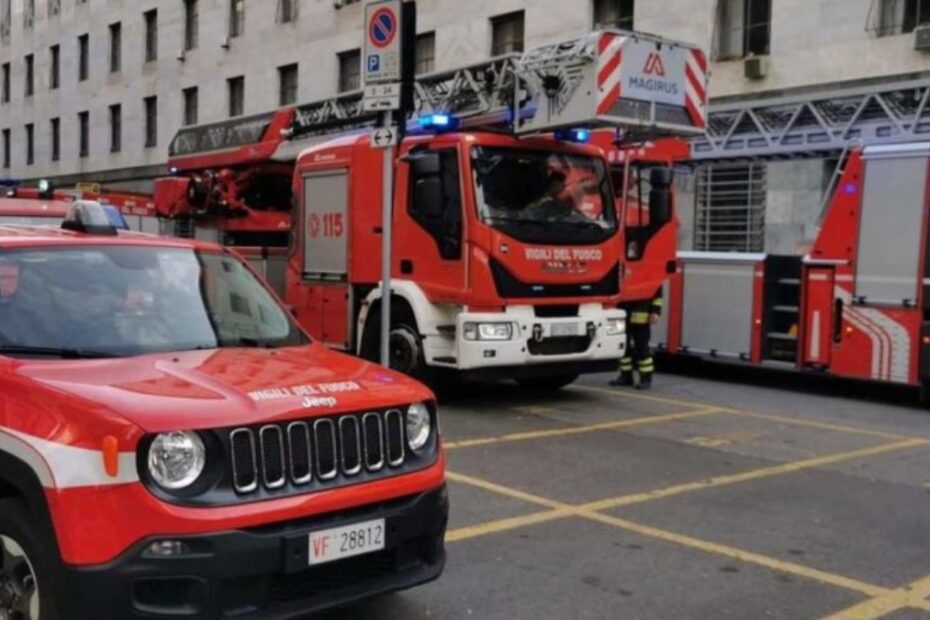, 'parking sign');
363,0,402,84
